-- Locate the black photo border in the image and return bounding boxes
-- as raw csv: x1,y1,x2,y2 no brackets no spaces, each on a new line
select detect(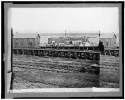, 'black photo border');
1,1,124,99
